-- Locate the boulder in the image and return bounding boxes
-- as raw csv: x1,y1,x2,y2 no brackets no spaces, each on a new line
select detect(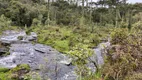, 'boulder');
30,32,37,38
0,30,26,44
0,42,77,80
0,30,112,80
34,44,52,53
25,32,37,41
